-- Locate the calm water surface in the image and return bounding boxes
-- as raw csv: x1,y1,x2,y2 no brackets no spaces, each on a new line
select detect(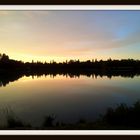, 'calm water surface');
0,75,140,126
